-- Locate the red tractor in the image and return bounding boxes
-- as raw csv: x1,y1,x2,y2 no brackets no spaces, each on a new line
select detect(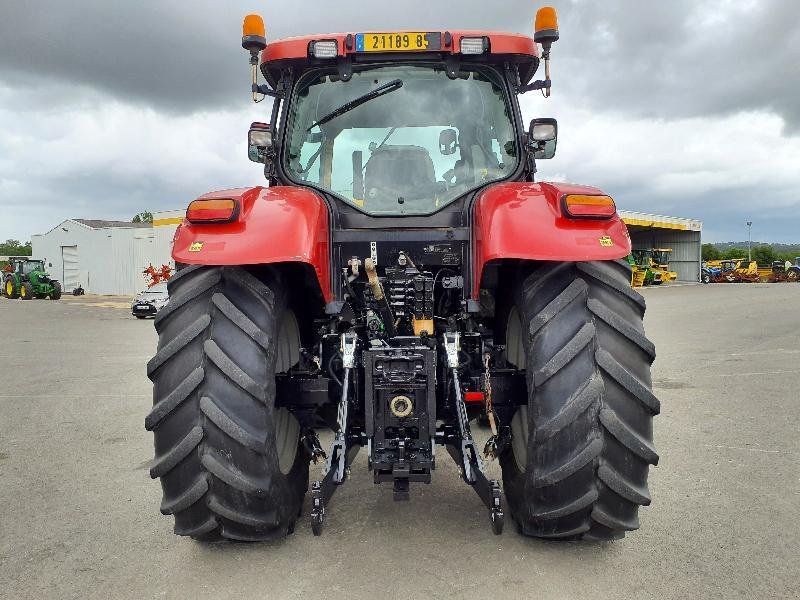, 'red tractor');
146,8,658,542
